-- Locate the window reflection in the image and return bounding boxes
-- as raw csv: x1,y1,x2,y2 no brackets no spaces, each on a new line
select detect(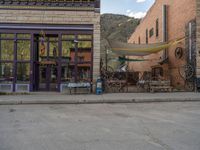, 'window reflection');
17,63,30,83
0,63,13,83
0,34,15,39
17,34,31,39
61,64,75,82
77,41,92,82
77,67,91,82
78,35,92,40
62,41,74,62
78,41,92,48
0,40,14,60
62,35,75,40
49,42,58,58
17,40,30,61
